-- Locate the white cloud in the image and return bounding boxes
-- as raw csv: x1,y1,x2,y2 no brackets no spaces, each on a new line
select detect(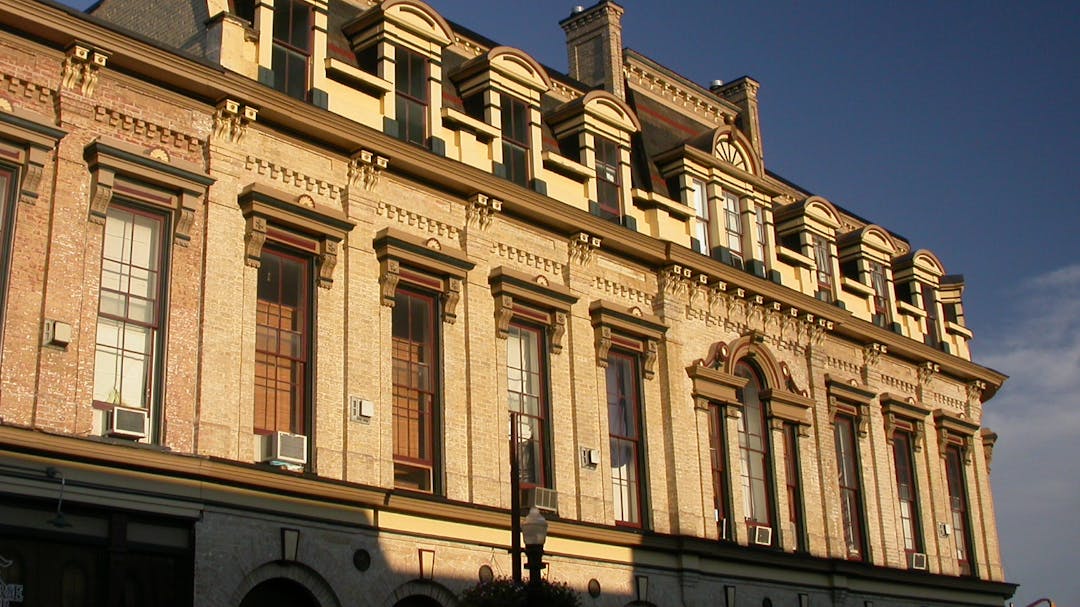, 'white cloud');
978,263,1080,606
